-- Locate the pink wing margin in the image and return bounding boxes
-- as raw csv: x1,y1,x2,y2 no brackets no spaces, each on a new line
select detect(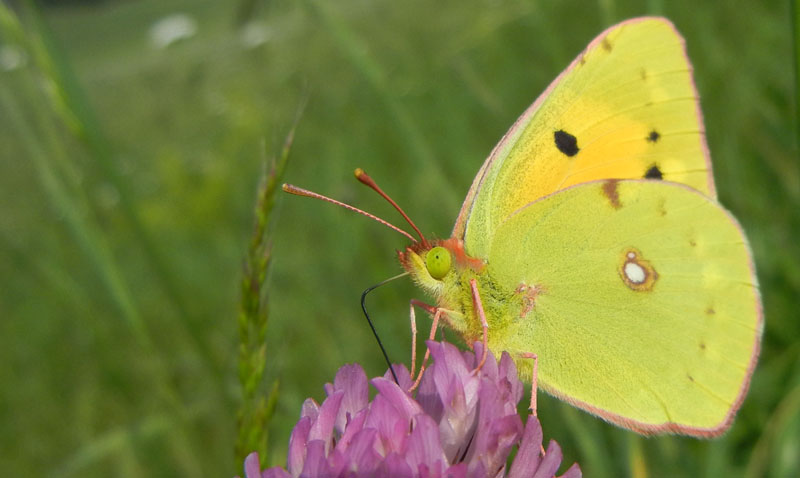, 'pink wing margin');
451,16,715,241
